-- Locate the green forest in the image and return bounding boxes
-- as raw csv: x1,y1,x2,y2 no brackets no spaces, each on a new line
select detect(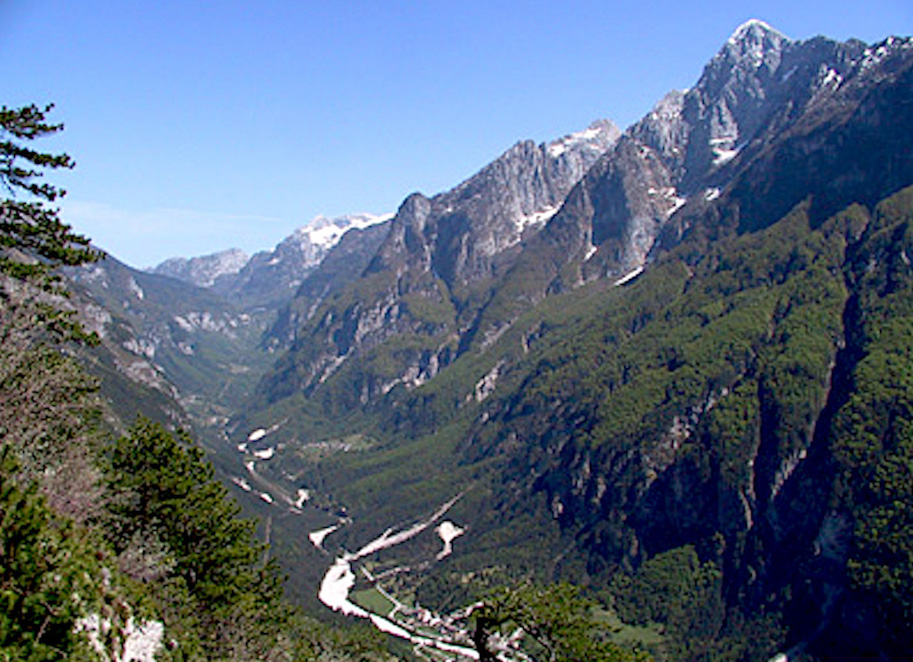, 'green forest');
0,104,652,661
0,103,407,661
4,27,913,660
